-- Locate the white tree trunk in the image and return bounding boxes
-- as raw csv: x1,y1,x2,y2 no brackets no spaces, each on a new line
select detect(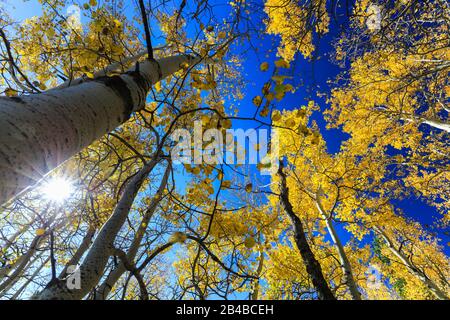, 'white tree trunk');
0,54,199,205
374,227,449,300
315,197,362,300
1,212,37,252
94,163,171,299
11,256,50,300
421,119,450,133
51,50,148,90
58,225,96,279
0,234,44,294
